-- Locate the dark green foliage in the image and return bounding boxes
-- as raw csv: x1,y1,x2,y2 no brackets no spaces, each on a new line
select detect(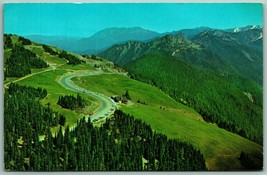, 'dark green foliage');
4,45,48,77
4,84,63,134
4,34,13,48
58,50,84,65
4,83,206,171
137,99,147,105
8,83,47,99
100,29,262,86
91,54,97,60
126,52,263,144
57,94,86,110
18,36,32,45
5,107,206,171
99,34,234,76
42,45,58,55
90,54,104,61
124,90,131,100
4,84,65,170
59,115,66,126
103,110,207,171
239,151,262,170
